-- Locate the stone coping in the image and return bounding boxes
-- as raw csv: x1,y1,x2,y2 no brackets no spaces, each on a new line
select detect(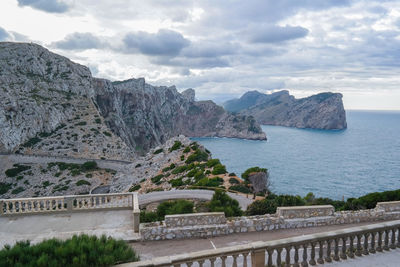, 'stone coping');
165,212,225,218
